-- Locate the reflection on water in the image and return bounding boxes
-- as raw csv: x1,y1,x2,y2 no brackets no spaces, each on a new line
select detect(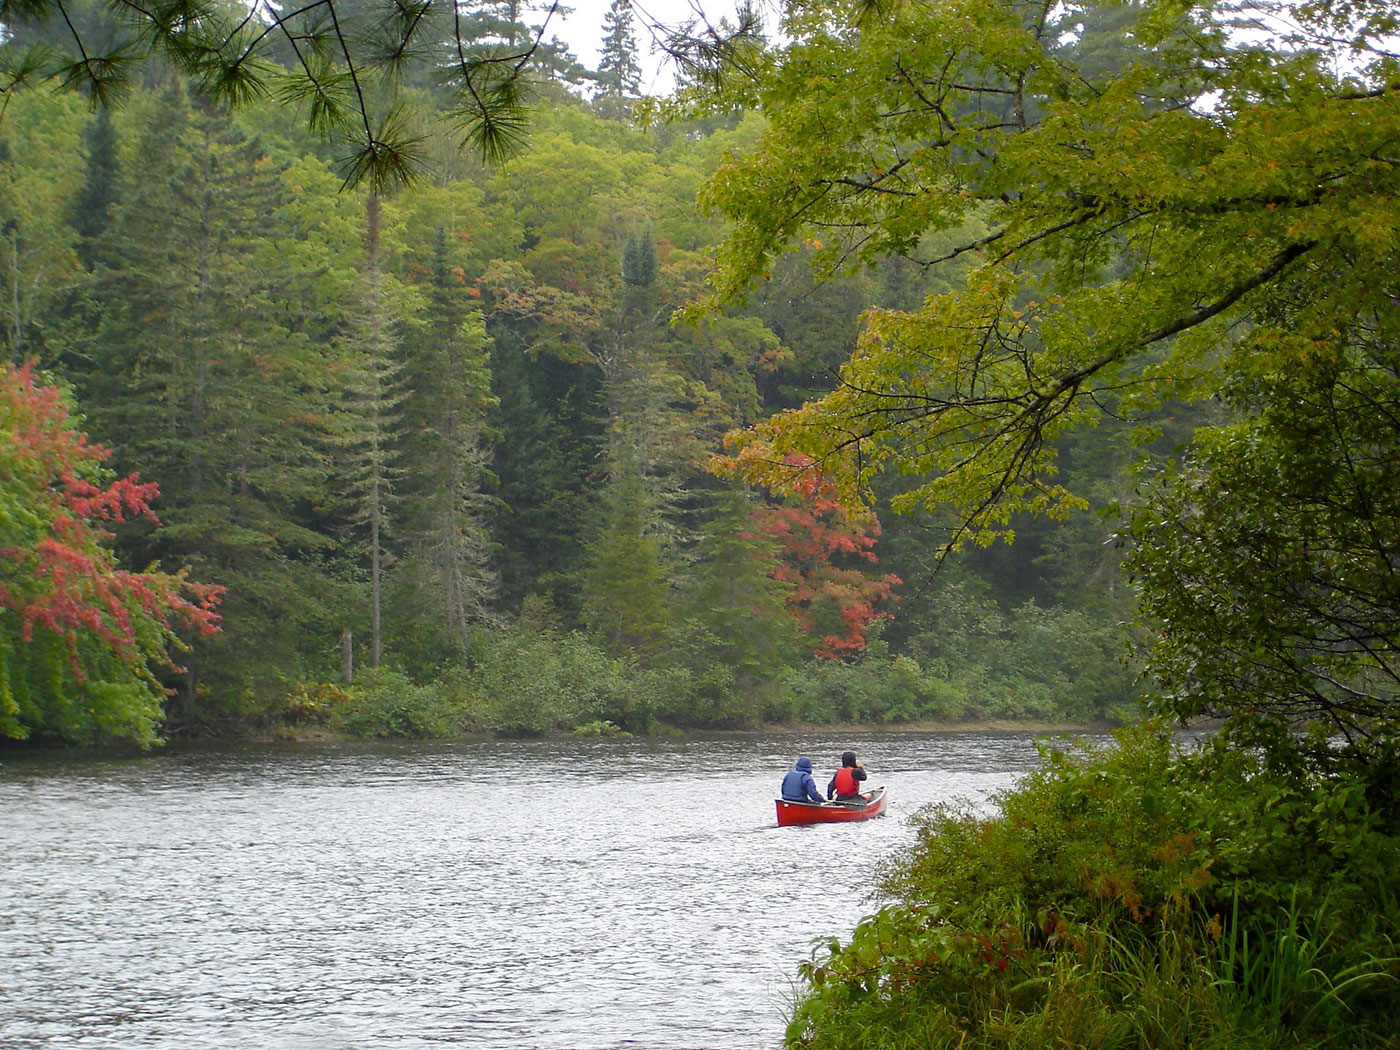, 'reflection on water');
1,730,1105,1049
